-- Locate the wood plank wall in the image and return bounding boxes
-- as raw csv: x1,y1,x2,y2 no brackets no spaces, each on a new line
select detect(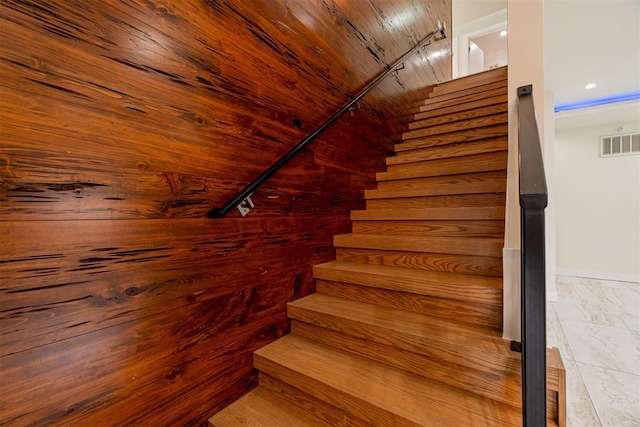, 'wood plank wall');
0,0,451,425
